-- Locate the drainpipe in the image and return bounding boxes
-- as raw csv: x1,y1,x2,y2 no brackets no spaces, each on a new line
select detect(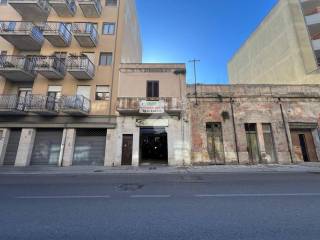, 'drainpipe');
230,97,240,164
279,98,294,164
